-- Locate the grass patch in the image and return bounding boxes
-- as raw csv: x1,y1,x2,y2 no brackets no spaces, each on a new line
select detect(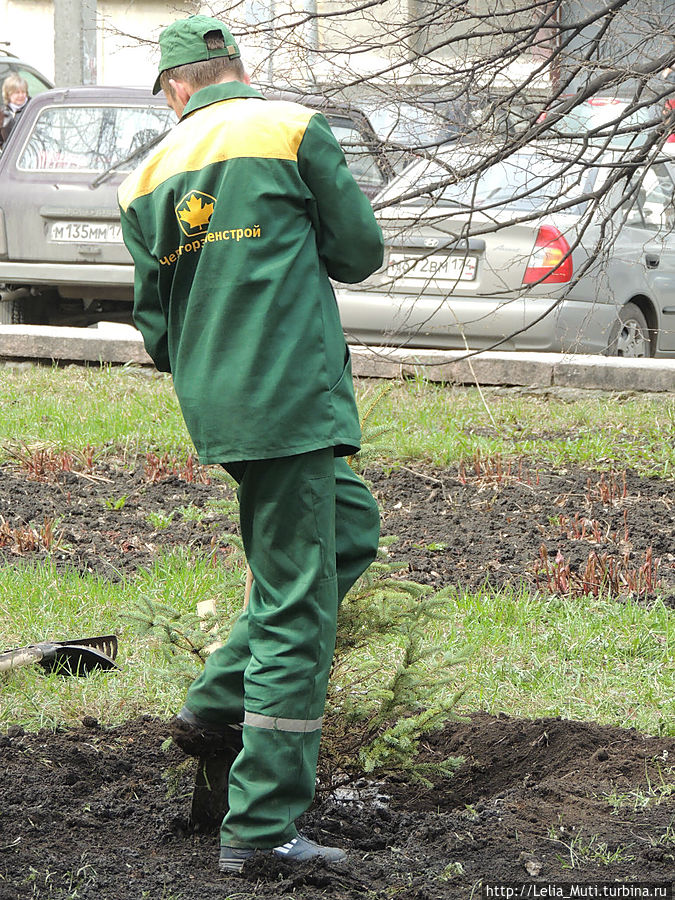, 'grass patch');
2,563,674,736
441,586,675,736
0,554,246,730
0,365,189,461
367,379,675,475
0,366,673,474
